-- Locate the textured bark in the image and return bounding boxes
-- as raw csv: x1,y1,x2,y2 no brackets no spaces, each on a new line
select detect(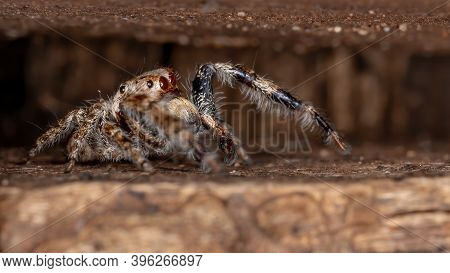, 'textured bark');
2,177,450,252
